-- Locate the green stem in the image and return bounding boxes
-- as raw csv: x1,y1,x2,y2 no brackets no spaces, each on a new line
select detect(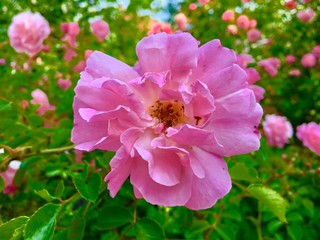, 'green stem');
257,203,263,240
22,145,75,158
